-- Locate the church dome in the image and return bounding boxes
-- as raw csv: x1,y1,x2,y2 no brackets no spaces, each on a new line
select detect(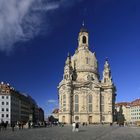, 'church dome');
71,50,98,74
